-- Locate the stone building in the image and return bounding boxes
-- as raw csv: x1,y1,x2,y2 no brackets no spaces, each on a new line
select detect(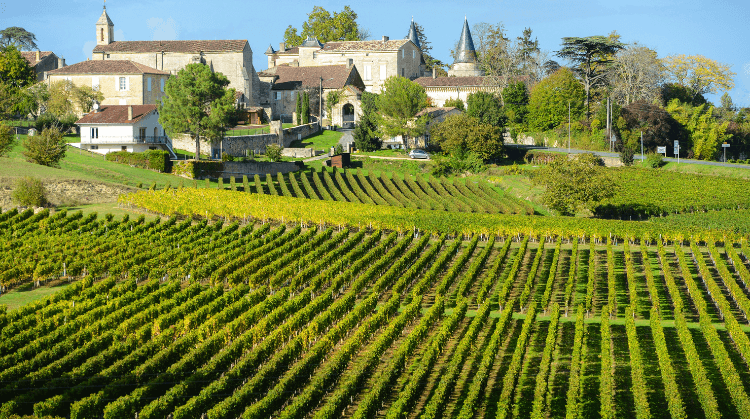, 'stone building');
90,6,260,106
264,20,425,94
46,60,170,109
21,51,65,81
258,64,365,126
